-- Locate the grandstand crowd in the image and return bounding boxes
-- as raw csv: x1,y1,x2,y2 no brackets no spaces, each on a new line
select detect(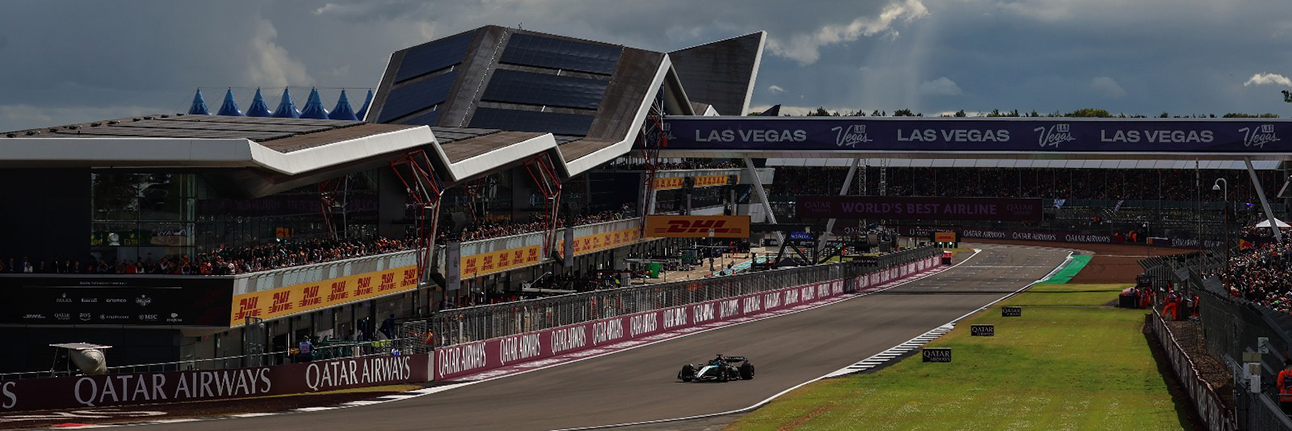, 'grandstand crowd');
1221,234,1292,313
1,208,636,276
443,208,633,242
771,166,1278,203
604,160,740,170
